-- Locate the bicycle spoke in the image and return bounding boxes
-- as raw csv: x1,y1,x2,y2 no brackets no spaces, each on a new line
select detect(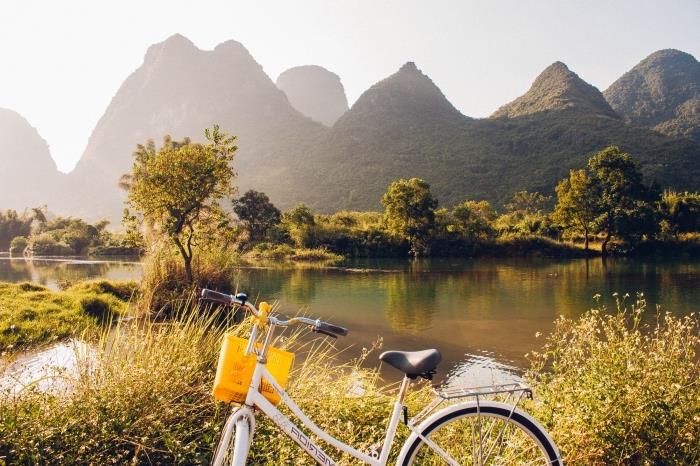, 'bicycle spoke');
408,410,552,466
